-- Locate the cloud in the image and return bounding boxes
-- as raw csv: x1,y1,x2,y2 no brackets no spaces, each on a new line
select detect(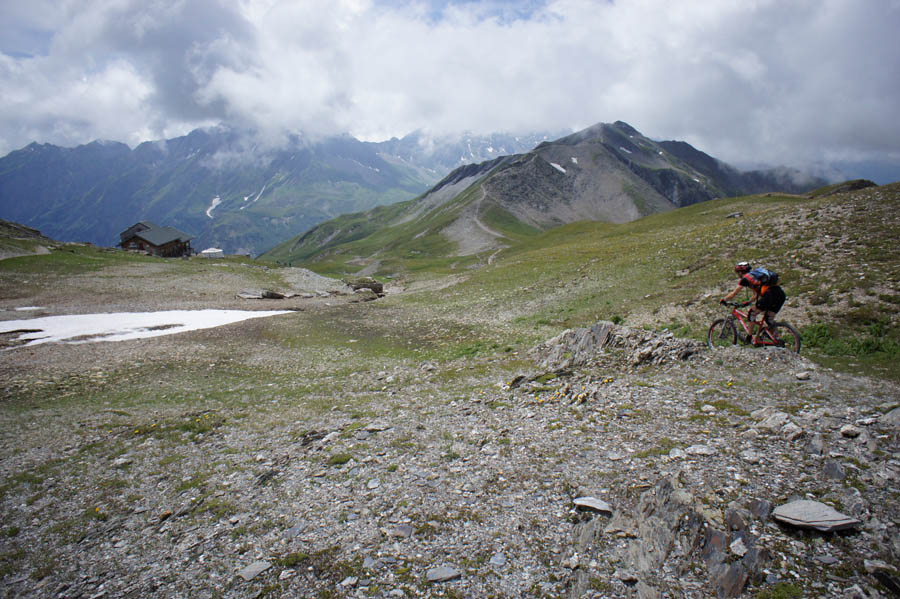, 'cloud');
1,0,899,176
